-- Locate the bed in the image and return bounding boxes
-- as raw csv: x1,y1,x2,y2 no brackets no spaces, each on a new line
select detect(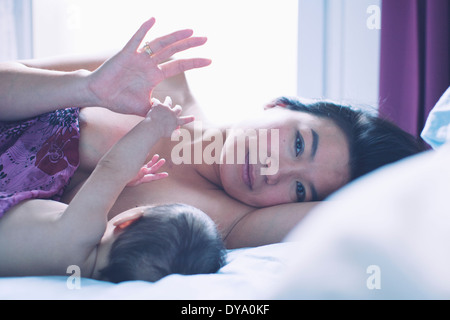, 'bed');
1,87,449,300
